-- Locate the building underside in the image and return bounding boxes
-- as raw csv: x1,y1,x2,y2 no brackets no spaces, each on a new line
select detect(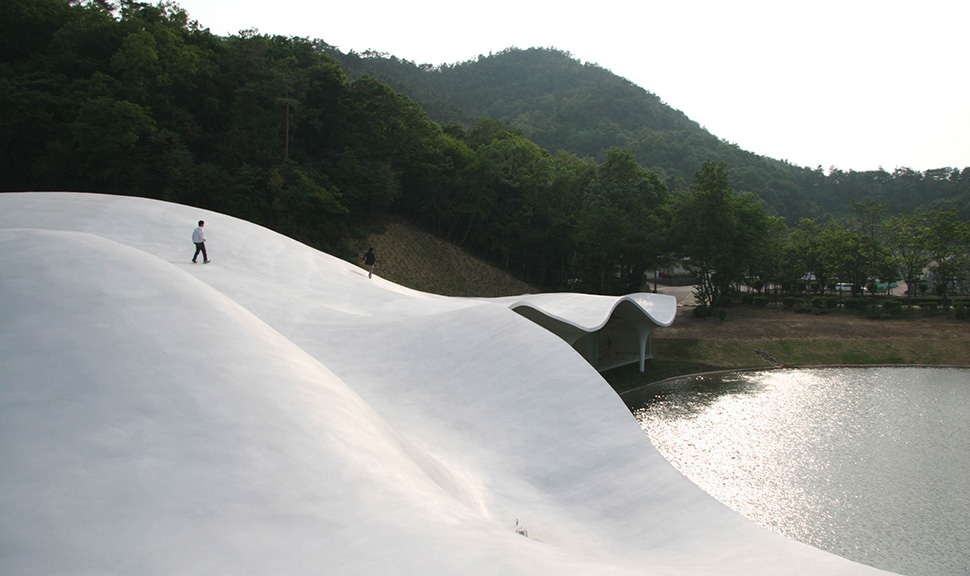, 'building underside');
494,293,678,372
